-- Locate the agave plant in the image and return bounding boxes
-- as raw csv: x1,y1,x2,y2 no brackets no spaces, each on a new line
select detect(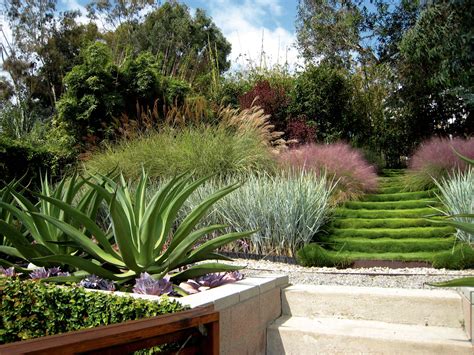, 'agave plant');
32,171,252,283
0,179,21,267
0,172,104,268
